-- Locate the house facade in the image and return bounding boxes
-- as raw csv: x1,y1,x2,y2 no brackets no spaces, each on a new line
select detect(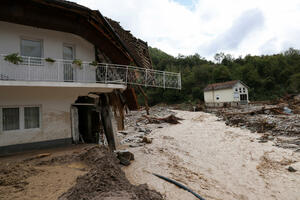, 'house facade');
204,80,249,107
0,0,181,155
